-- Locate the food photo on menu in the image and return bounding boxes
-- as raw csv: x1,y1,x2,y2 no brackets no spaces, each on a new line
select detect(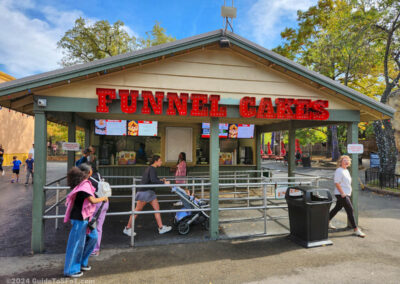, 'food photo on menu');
127,120,139,136
95,119,107,135
228,124,238,138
